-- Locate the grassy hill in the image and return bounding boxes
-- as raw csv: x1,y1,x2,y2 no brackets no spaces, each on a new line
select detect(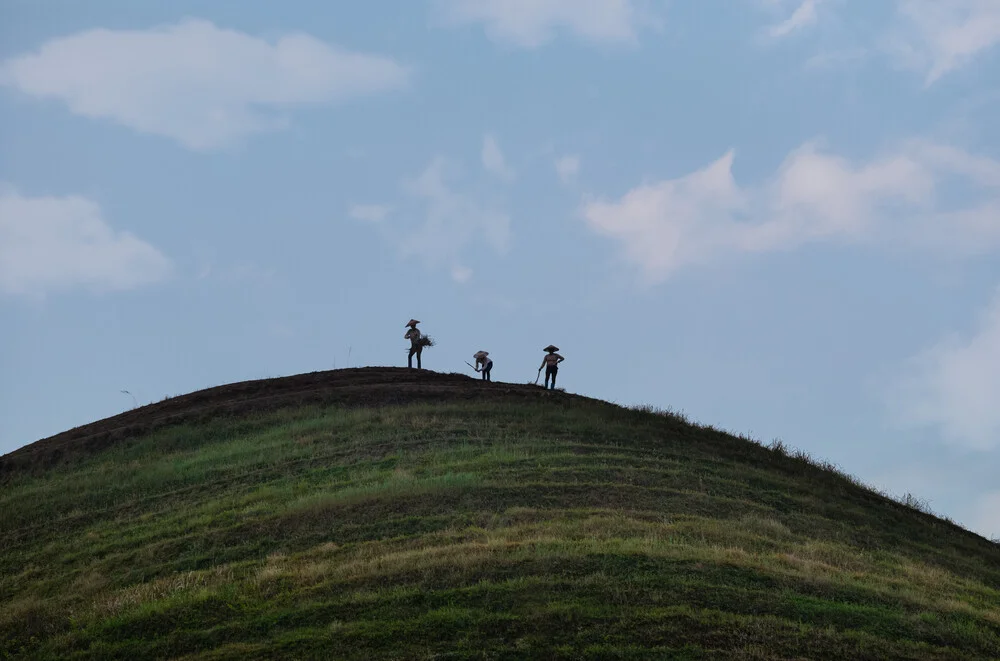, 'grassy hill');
2,367,998,660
